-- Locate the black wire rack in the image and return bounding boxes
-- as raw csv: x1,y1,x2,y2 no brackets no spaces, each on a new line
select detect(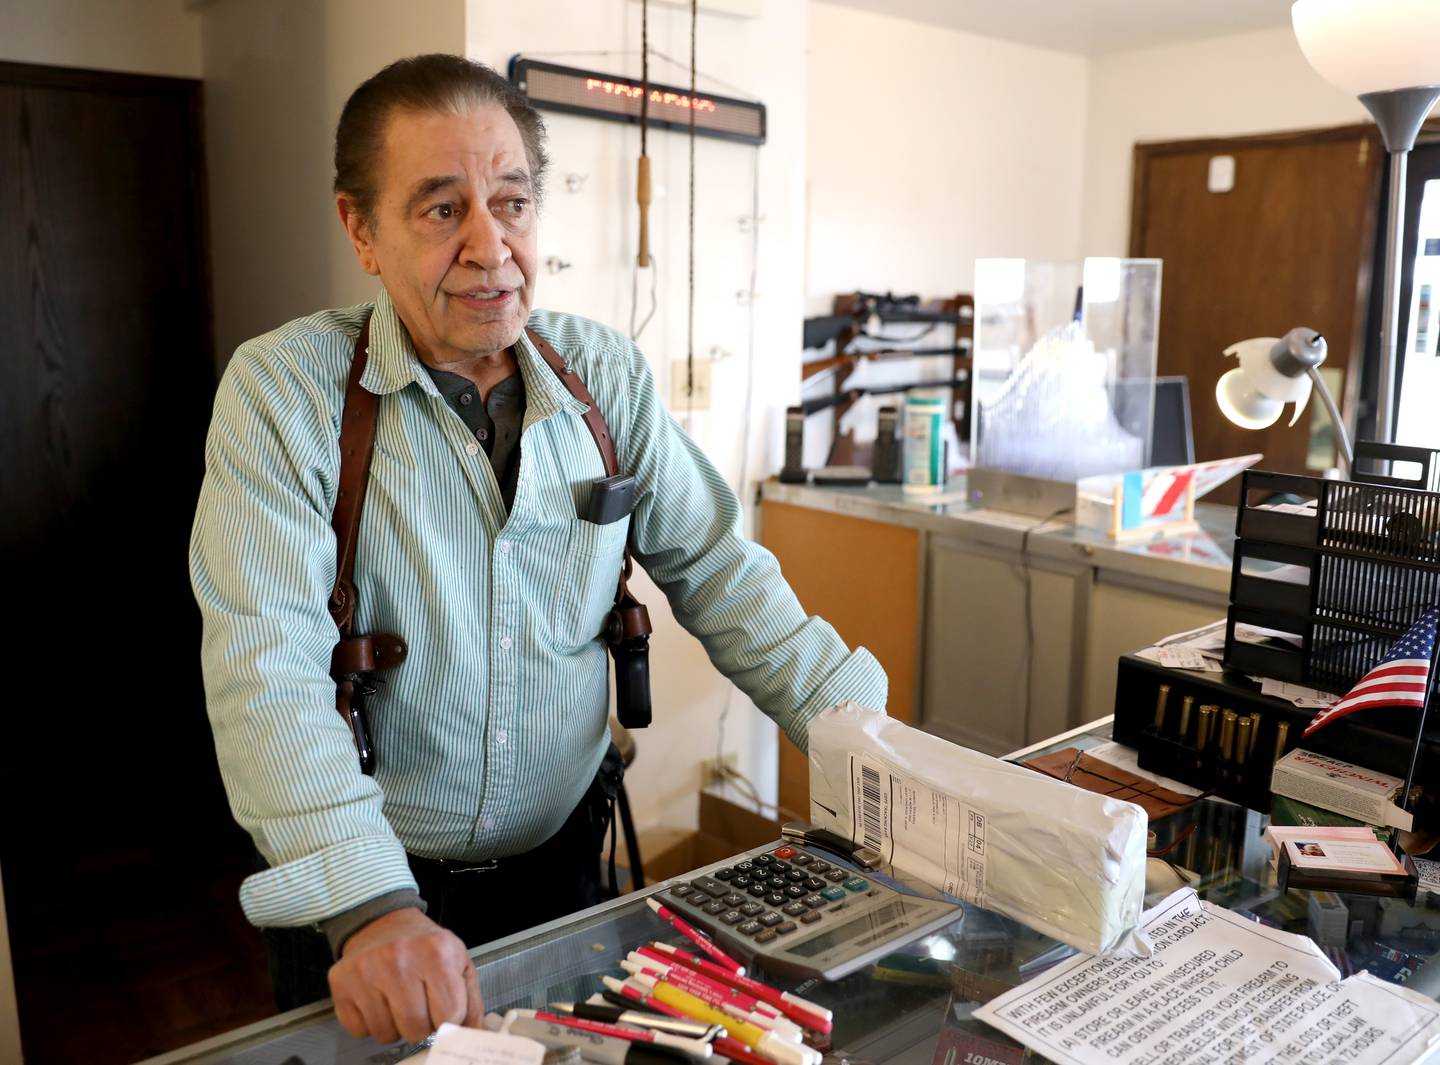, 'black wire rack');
1224,465,1440,694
